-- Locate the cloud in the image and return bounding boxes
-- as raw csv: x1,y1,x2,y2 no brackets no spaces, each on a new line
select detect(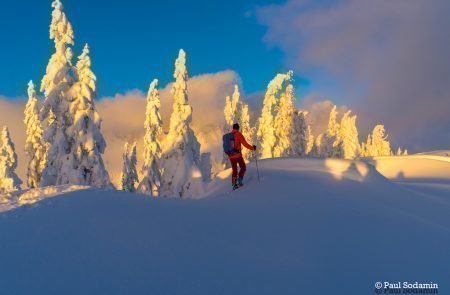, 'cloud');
299,94,349,136
257,0,450,150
